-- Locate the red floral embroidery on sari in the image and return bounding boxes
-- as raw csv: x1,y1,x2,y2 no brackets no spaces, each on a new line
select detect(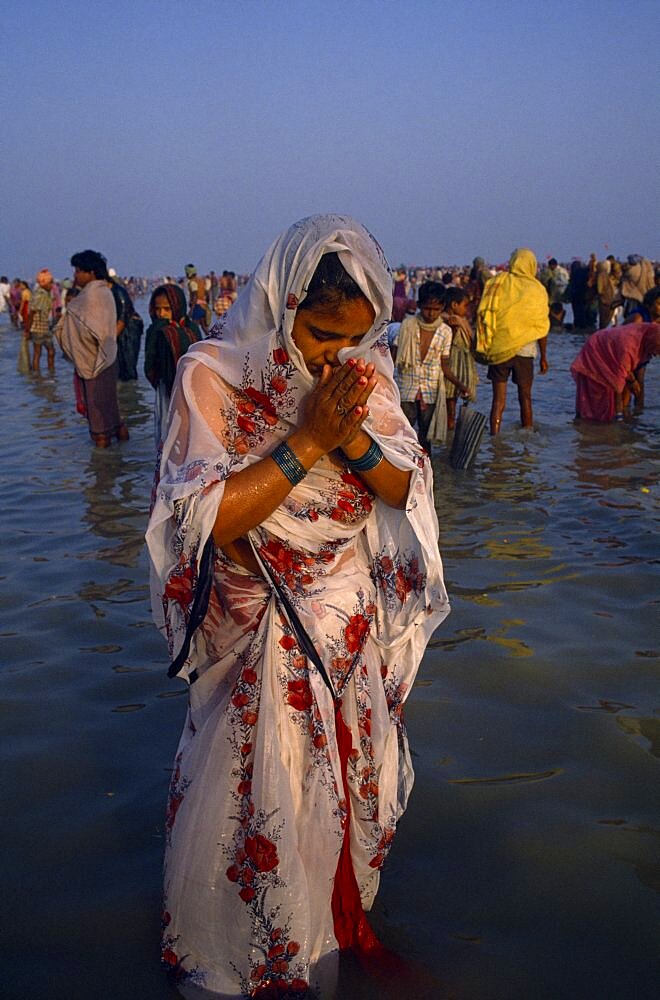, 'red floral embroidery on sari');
245,833,280,873
373,549,426,611
344,613,370,654
164,562,195,609
286,677,313,711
